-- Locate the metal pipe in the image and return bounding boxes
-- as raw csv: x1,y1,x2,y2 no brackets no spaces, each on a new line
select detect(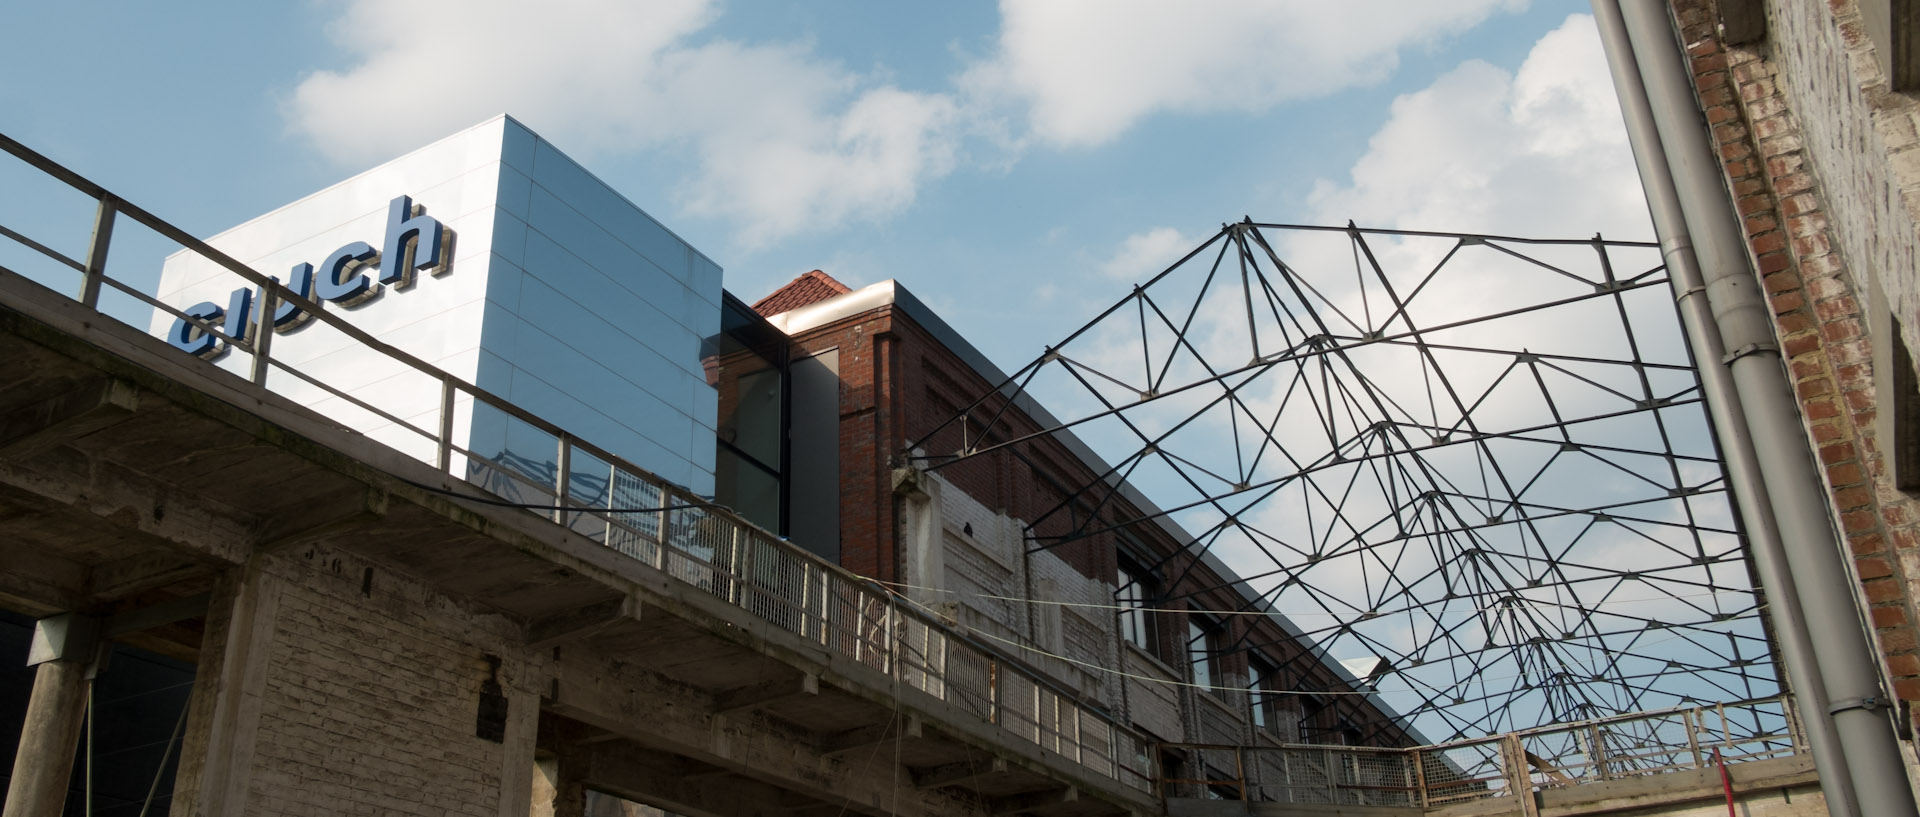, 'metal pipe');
1587,2,1862,813
1611,2,1919,814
